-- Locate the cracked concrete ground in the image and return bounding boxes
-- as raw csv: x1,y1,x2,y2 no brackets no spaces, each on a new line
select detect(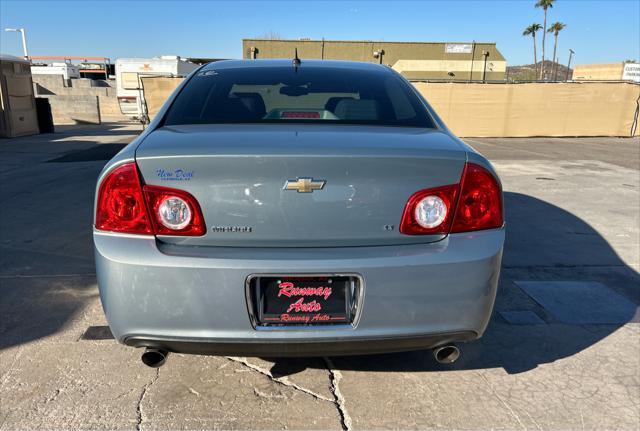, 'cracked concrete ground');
0,124,638,429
